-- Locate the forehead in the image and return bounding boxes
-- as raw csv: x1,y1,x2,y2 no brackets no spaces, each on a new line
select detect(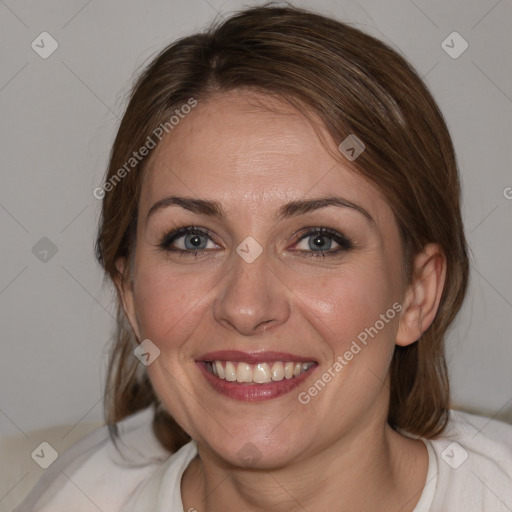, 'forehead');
140,90,390,223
